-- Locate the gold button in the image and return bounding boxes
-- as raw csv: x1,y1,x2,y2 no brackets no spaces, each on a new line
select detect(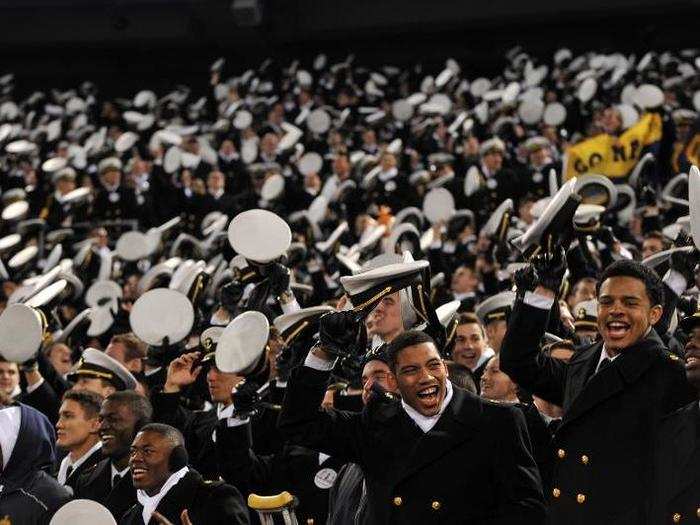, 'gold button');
431,501,441,510
552,488,561,498
697,507,700,518
393,497,402,506
557,449,566,459
581,455,589,465
672,512,681,523
576,494,586,504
